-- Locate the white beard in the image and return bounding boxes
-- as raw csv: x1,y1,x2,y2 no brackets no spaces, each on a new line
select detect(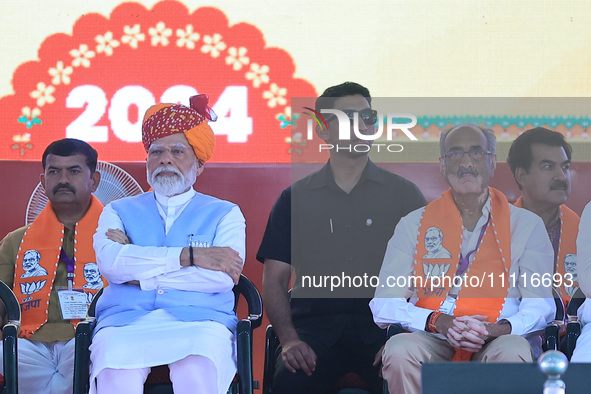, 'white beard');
147,161,198,197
